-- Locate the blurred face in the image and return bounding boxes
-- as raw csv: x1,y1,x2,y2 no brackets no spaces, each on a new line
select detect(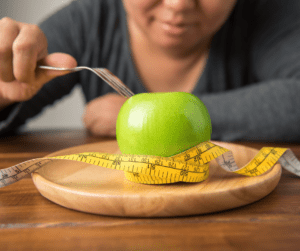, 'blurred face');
123,0,238,50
